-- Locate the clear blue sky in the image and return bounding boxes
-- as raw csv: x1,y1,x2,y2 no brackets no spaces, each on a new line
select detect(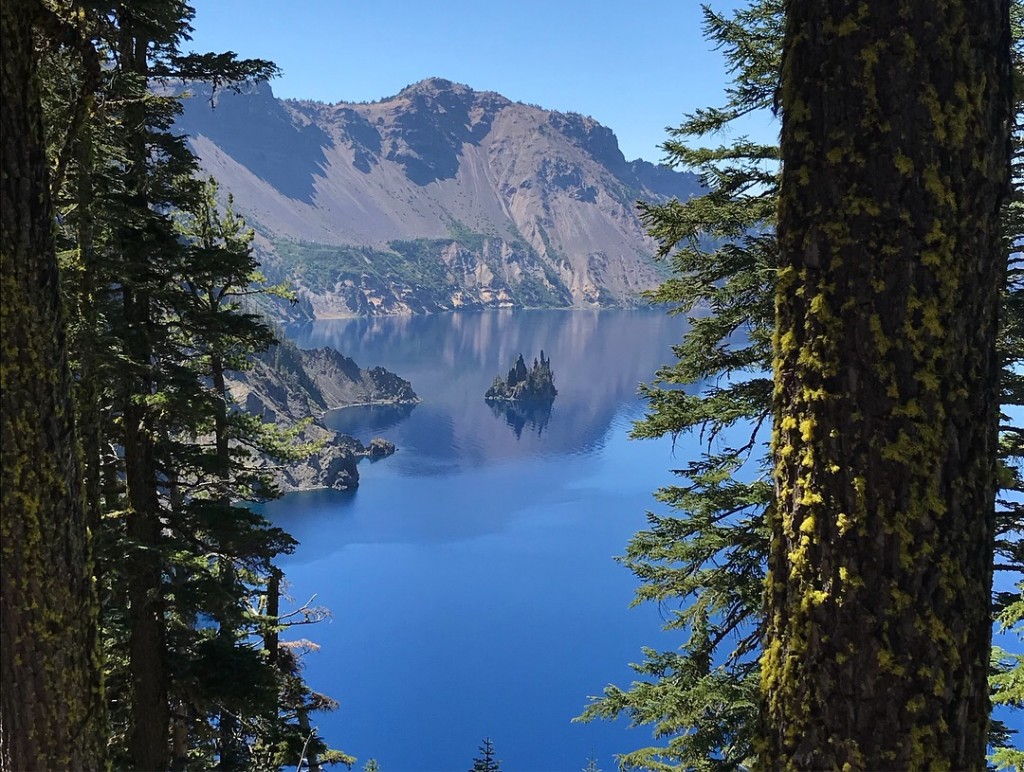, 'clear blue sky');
187,0,777,163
